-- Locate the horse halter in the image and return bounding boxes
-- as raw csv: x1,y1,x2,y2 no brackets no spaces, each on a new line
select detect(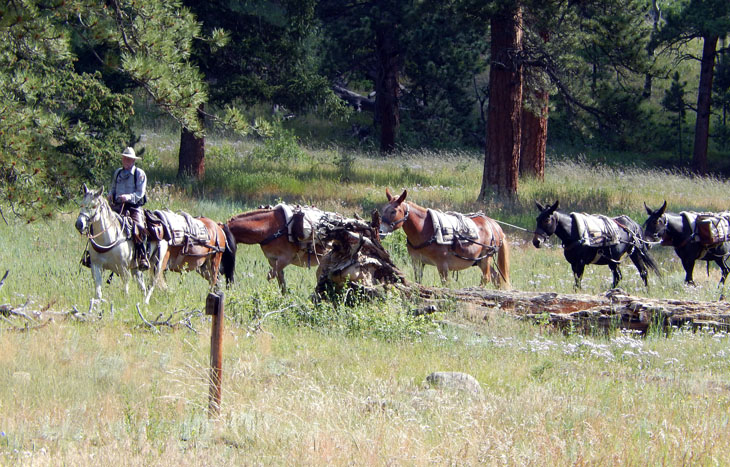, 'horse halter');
645,213,667,241
77,199,104,236
79,196,121,242
534,212,557,241
384,203,410,230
